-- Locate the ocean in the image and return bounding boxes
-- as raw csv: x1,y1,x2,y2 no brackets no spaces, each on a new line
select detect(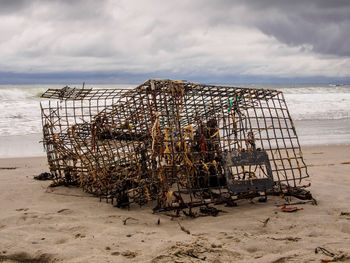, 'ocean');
0,83,349,158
